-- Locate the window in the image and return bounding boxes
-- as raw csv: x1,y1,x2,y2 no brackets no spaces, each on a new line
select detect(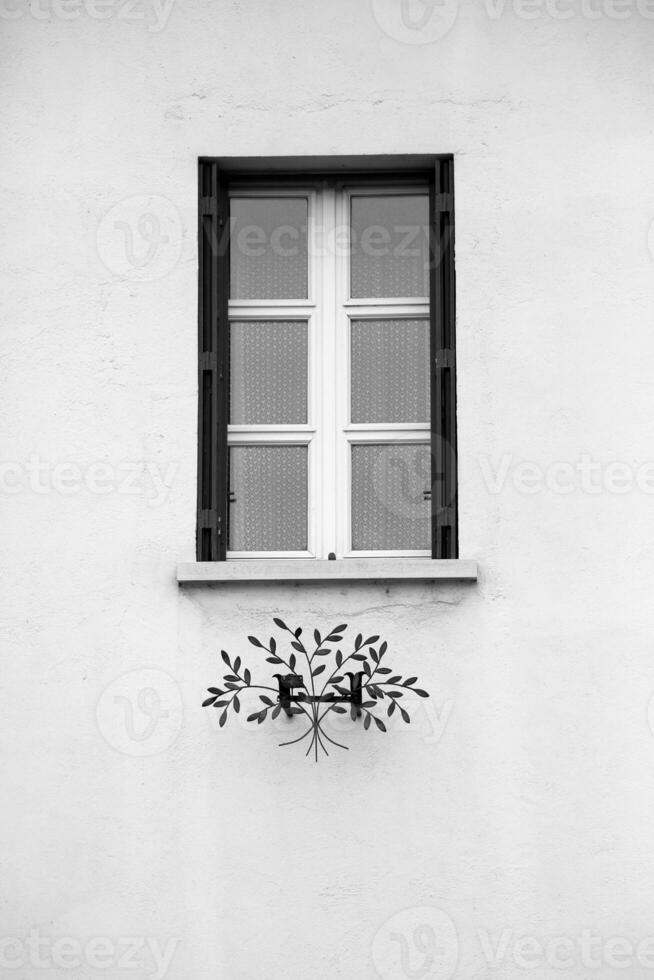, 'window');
197,157,457,562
